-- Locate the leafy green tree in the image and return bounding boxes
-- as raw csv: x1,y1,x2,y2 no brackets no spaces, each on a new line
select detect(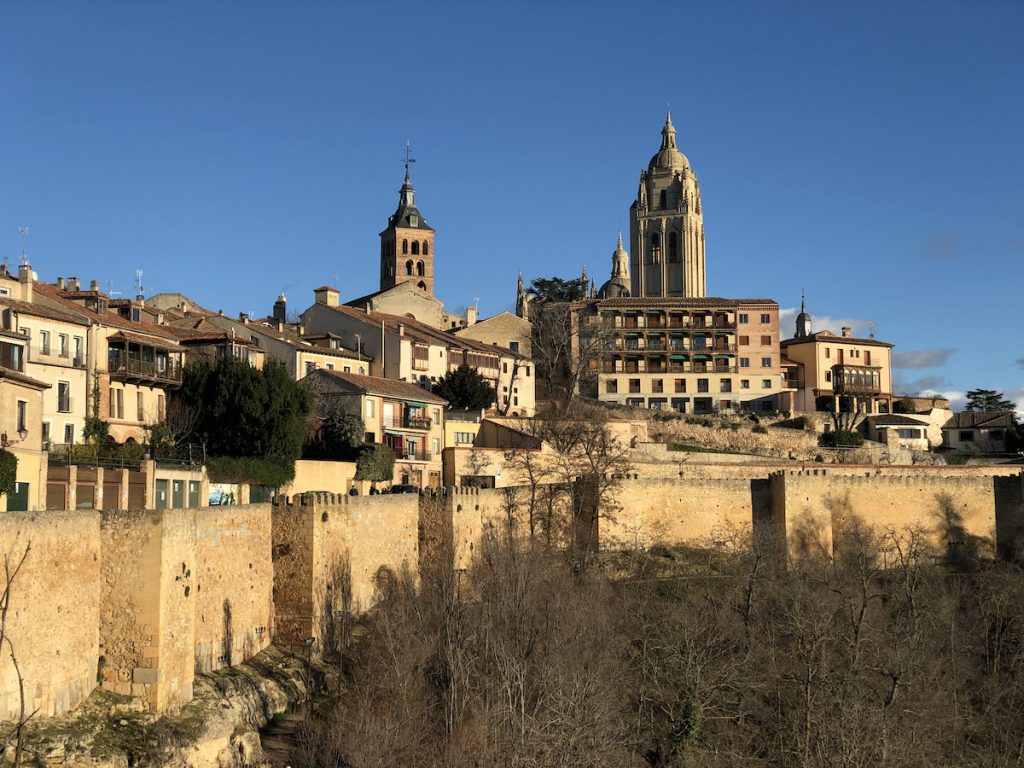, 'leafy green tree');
306,404,365,460
893,397,917,414
964,389,1016,412
354,443,396,484
175,355,310,466
0,449,16,497
528,275,587,305
433,364,495,410
82,370,110,445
